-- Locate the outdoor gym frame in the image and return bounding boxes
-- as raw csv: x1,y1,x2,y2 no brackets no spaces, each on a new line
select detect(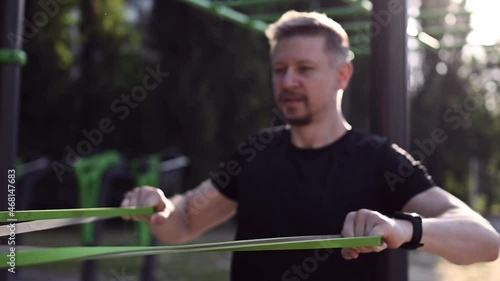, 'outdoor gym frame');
0,0,409,280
